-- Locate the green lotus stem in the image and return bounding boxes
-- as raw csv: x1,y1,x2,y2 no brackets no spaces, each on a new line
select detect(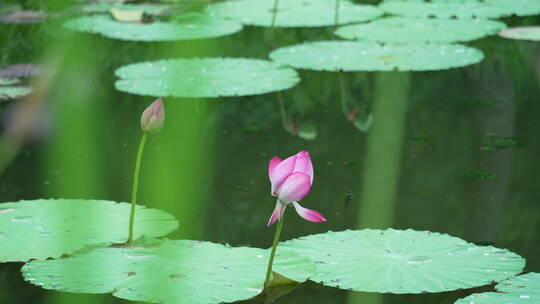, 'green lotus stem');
334,0,341,27
264,209,286,289
276,91,290,132
128,132,148,244
270,0,280,44
338,72,348,115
